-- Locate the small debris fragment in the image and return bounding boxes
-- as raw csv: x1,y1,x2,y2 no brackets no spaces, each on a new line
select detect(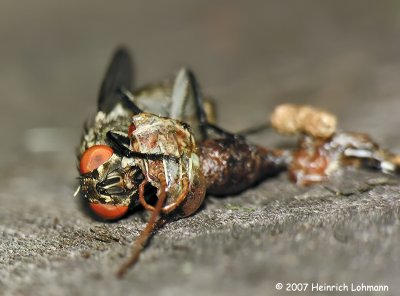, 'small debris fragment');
271,103,337,139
